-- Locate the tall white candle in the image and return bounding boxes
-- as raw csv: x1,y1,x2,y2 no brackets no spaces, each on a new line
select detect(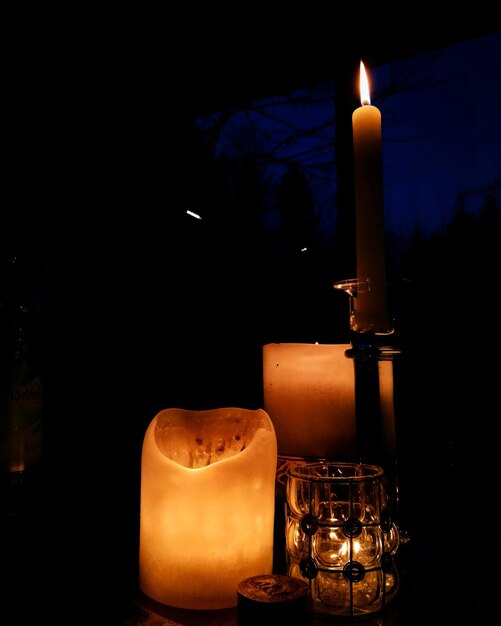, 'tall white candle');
262,343,356,459
352,60,389,333
139,407,277,610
